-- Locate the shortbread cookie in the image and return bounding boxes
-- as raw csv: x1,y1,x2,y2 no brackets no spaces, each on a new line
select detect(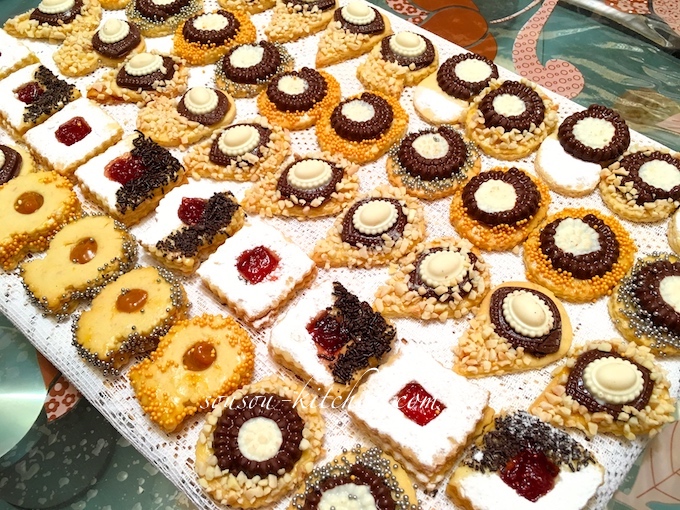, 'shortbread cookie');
183,117,290,181
312,184,426,269
386,125,481,199
0,171,80,271
75,132,186,226
600,148,680,222
126,0,202,37
450,166,551,251
265,0,336,43
290,446,420,510
269,280,397,398
198,220,317,329
128,314,255,432
218,0,274,14
73,265,188,372
466,79,558,160
0,144,35,184
357,31,438,99
348,343,490,489
21,215,137,316
315,1,392,67
414,52,498,125
374,237,490,321
53,18,146,77
195,376,325,508
316,91,408,164
669,208,680,254
0,63,80,137
257,68,341,130
530,339,676,439
101,0,131,9
609,254,680,355
447,411,604,510
24,97,124,177
453,281,572,377
242,151,360,218
86,52,188,105
216,41,293,98
3,0,101,42
523,208,636,302
0,29,39,80
137,87,236,147
173,10,256,65
137,178,245,273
